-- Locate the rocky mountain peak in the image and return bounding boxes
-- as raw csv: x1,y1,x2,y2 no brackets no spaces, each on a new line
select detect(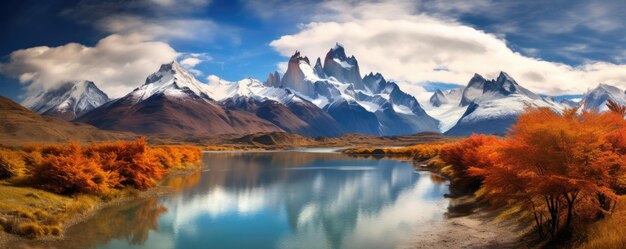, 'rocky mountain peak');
265,71,281,88
323,43,363,87
21,80,110,120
